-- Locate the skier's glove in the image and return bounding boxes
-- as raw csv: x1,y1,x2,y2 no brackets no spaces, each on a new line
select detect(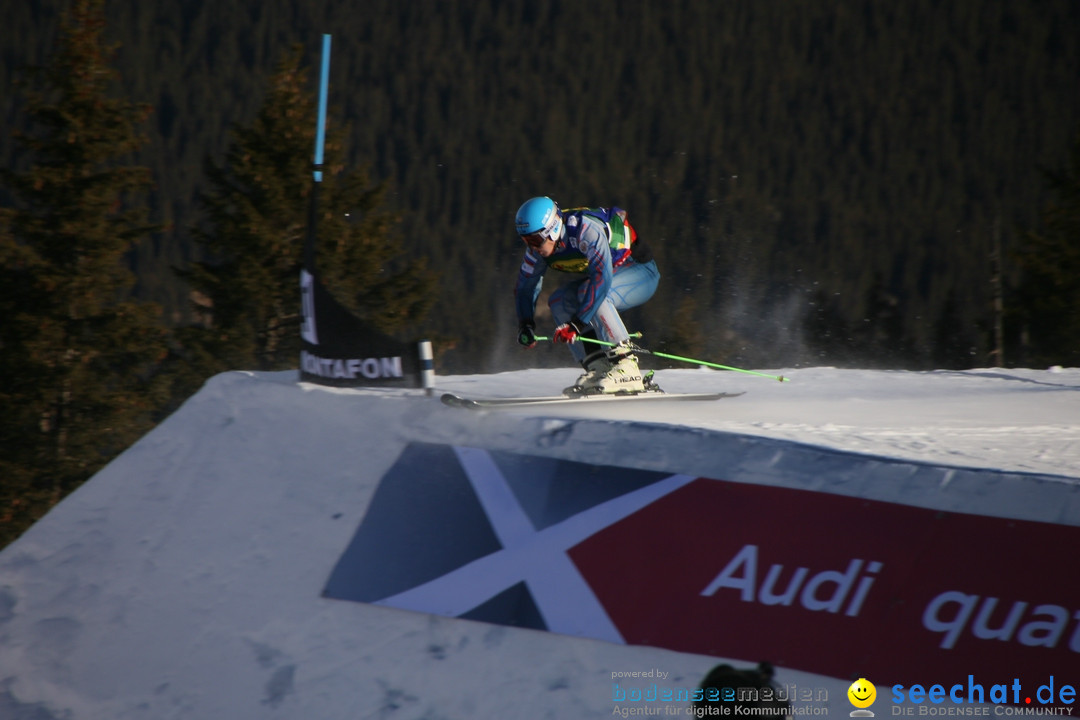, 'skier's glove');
517,321,537,348
553,317,586,344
